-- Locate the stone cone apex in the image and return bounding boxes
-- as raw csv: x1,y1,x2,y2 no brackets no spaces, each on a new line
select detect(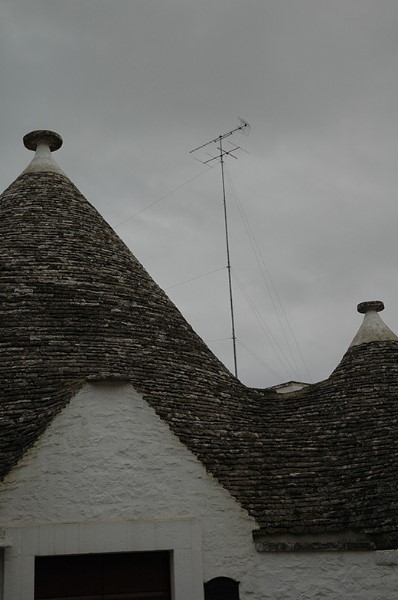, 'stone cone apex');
22,130,66,176
348,301,398,348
